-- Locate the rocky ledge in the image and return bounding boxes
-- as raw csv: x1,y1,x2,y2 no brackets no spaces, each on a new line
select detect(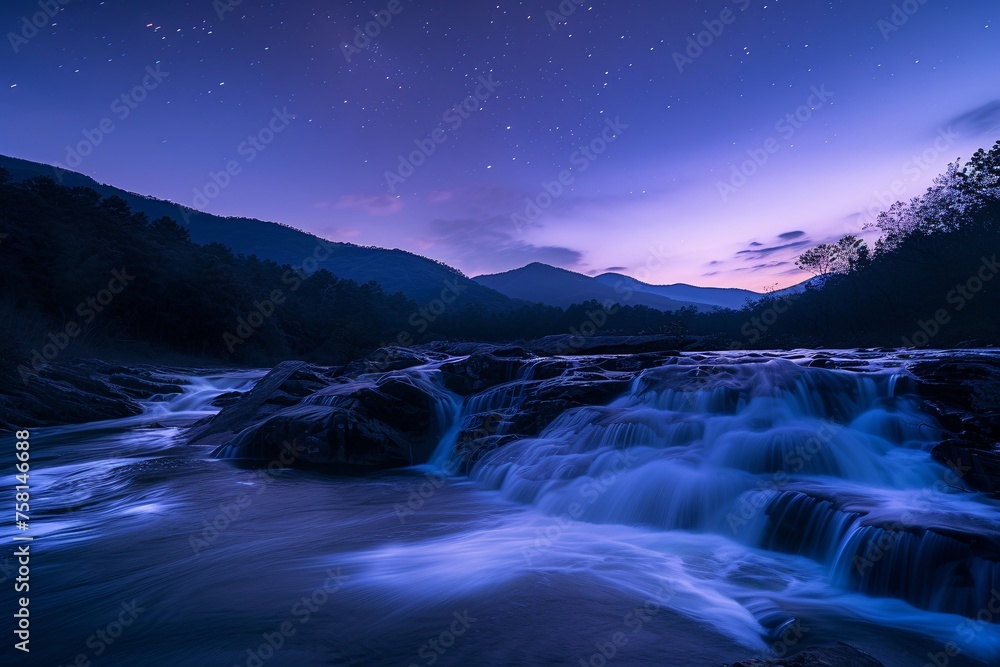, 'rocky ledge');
729,642,884,666
0,359,187,431
3,338,998,497
173,340,1000,490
